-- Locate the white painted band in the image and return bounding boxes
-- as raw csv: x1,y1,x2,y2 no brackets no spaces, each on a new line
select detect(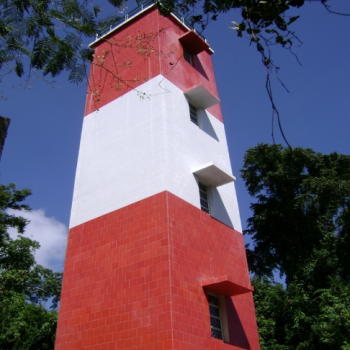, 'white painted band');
70,75,242,232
